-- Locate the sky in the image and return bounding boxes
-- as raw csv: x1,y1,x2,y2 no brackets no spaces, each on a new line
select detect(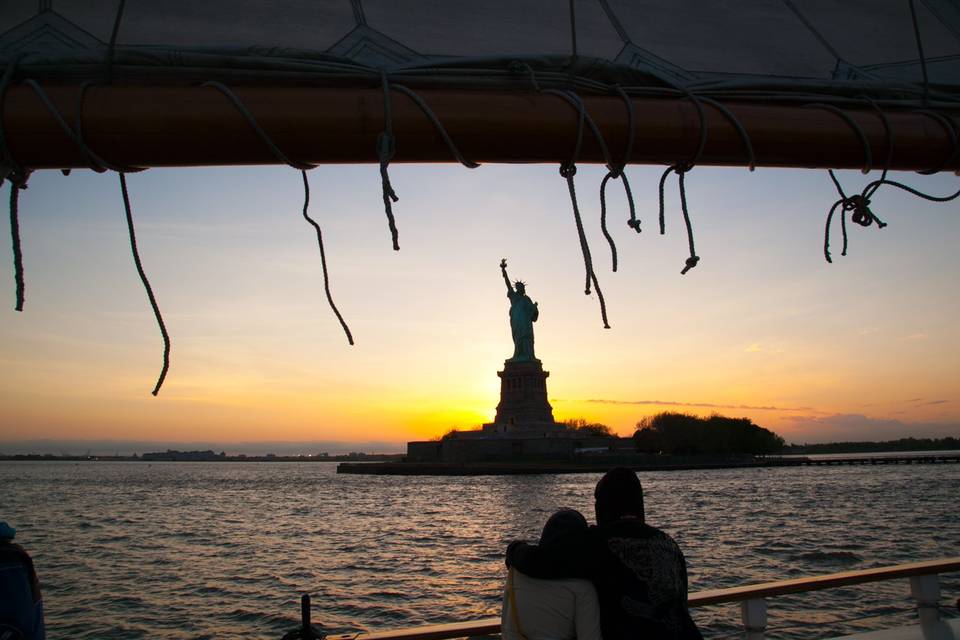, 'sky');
1,163,958,454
